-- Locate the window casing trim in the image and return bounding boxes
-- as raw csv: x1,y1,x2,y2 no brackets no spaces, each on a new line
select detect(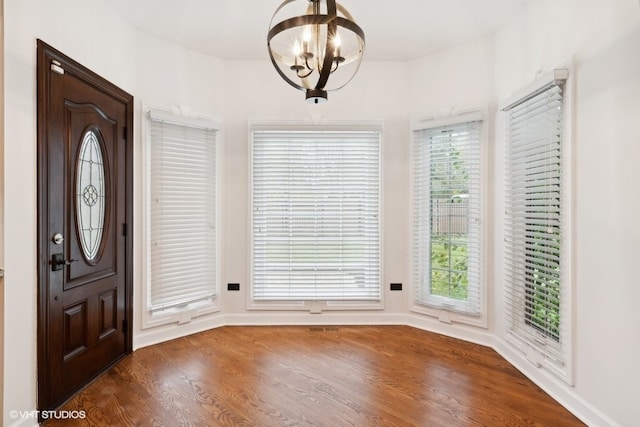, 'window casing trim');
409,108,488,329
501,68,575,385
141,105,222,329
248,119,384,311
